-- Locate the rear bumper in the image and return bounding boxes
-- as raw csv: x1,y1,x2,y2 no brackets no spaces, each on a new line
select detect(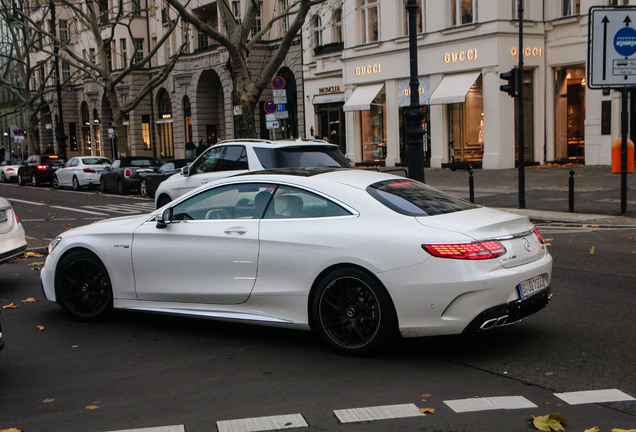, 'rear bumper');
463,287,552,333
